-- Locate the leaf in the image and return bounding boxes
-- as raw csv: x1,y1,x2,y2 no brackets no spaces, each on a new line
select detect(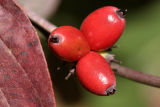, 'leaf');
0,0,55,106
